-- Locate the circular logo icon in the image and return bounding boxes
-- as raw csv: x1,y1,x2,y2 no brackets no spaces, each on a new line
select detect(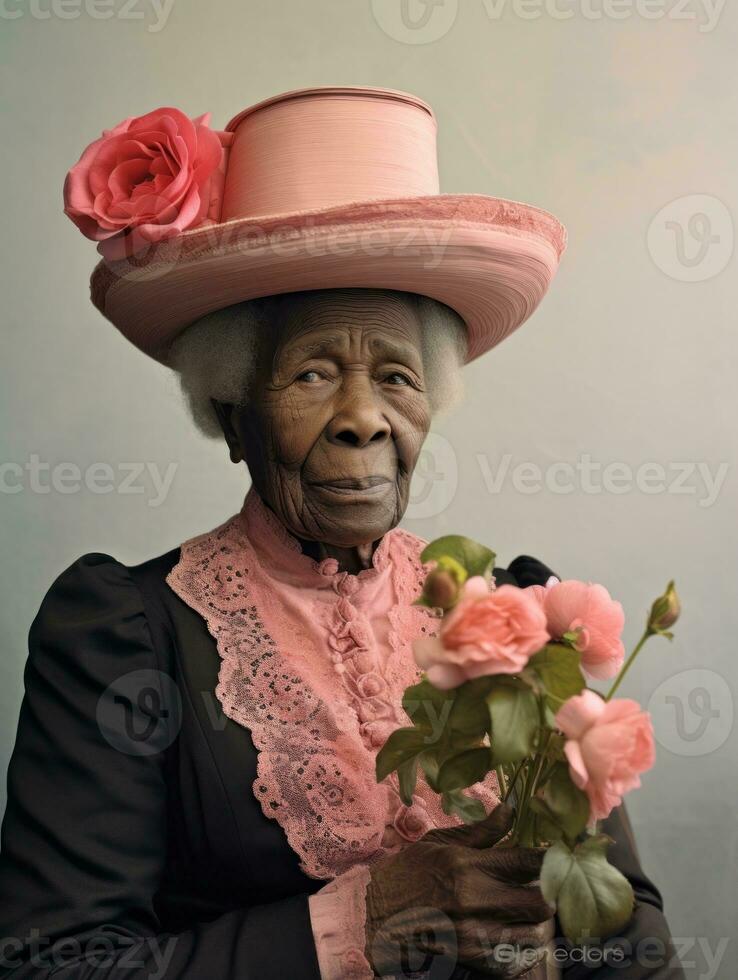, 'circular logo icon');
367,906,457,979
406,432,458,520
647,668,733,757
97,668,183,757
371,0,459,44
647,194,733,282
